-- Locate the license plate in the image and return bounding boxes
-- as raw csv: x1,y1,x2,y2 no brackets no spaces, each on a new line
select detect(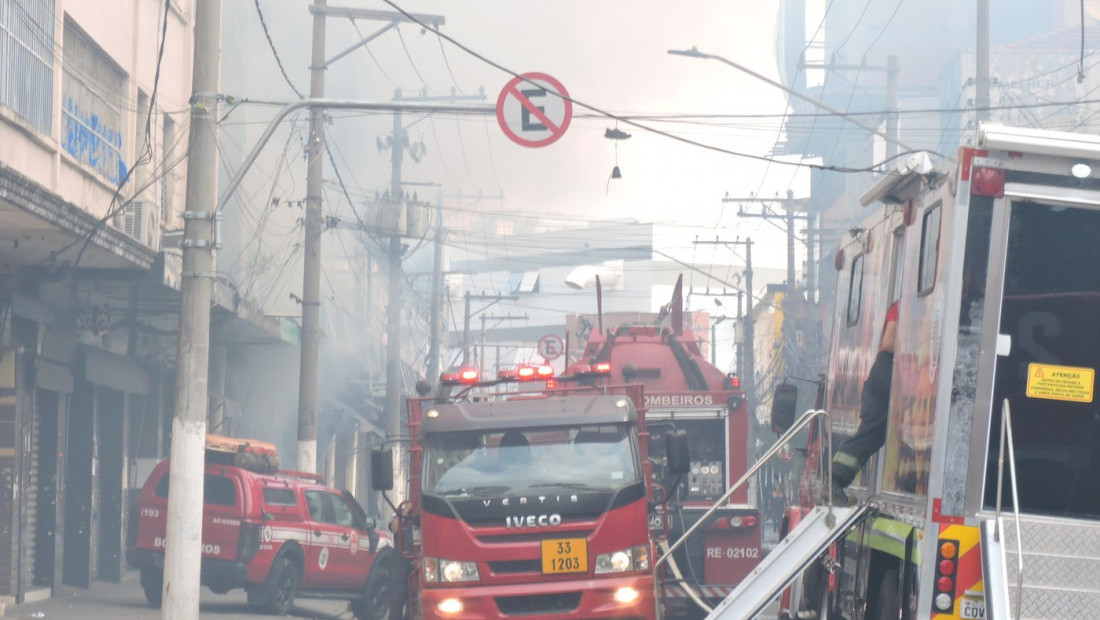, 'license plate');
960,597,986,619
541,538,587,574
